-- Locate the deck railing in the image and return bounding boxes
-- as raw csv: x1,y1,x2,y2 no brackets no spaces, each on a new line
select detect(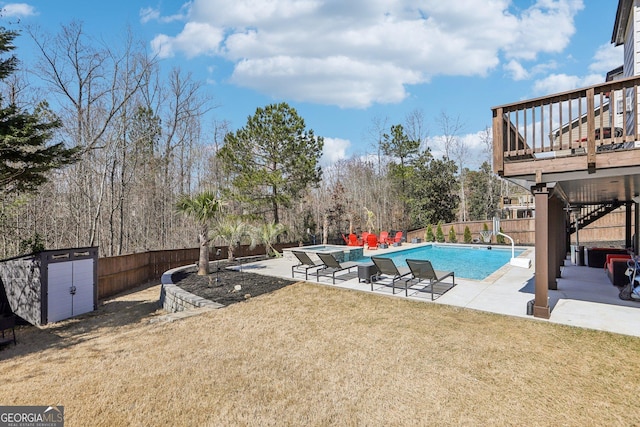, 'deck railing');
492,75,640,176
